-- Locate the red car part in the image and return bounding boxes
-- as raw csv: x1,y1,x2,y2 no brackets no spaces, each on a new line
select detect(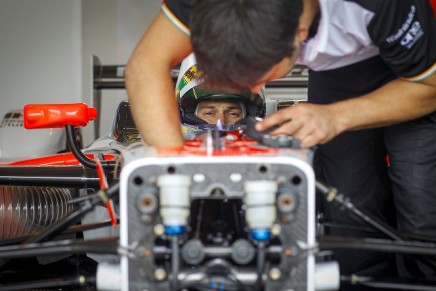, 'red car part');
24,103,97,129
